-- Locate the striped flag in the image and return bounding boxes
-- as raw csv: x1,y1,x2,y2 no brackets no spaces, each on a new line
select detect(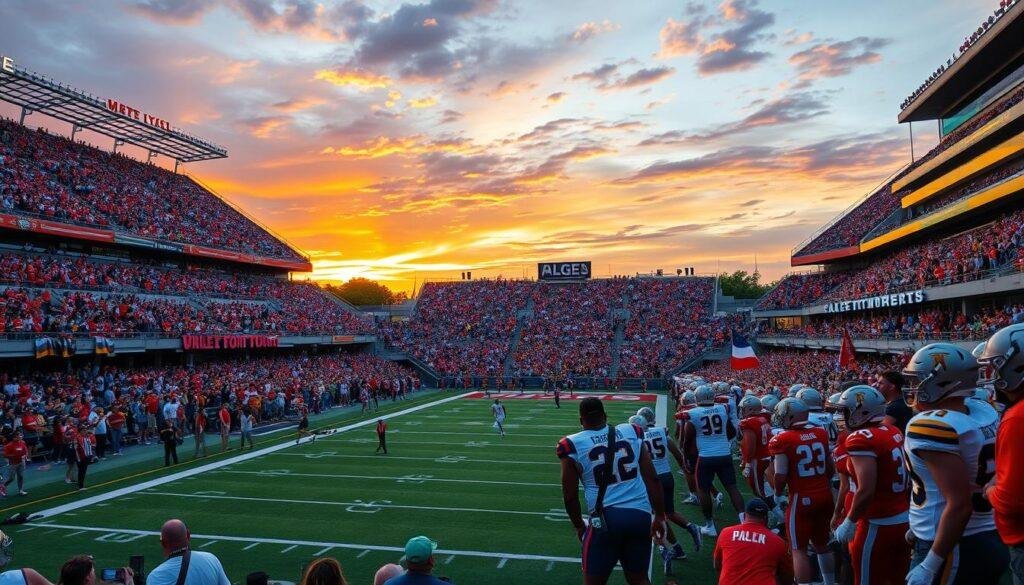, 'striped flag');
839,328,858,370
731,330,760,370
